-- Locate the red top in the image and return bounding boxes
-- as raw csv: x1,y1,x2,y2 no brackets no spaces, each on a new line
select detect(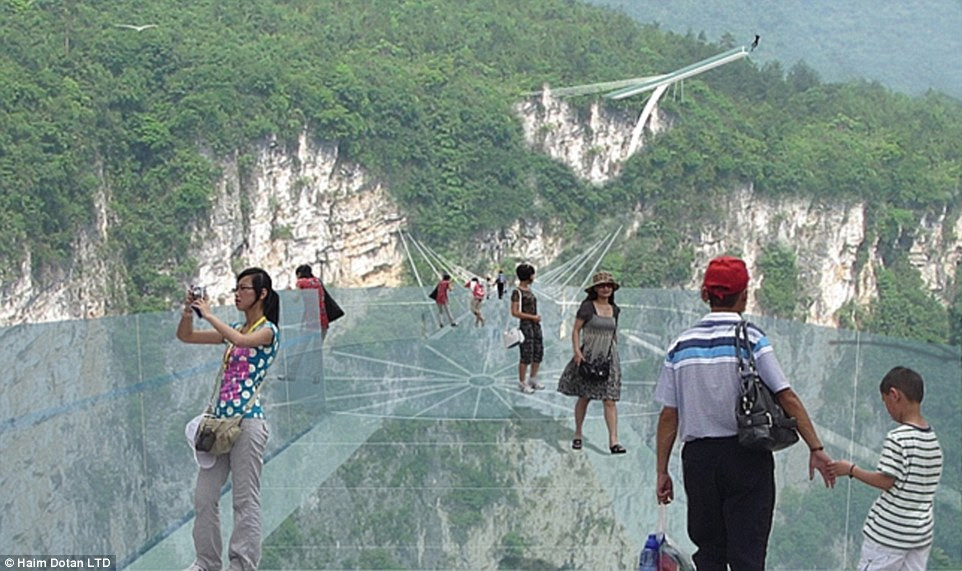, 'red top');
436,279,451,304
467,281,485,300
296,276,328,330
